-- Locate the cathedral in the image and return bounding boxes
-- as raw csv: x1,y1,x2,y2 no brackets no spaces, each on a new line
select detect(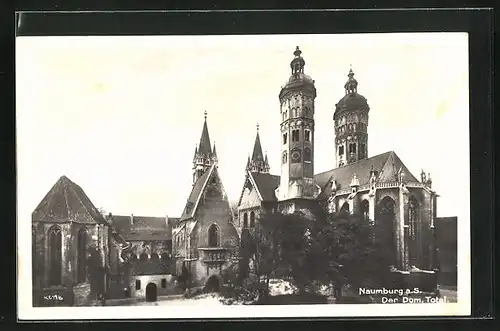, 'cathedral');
31,46,445,306
236,46,439,287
